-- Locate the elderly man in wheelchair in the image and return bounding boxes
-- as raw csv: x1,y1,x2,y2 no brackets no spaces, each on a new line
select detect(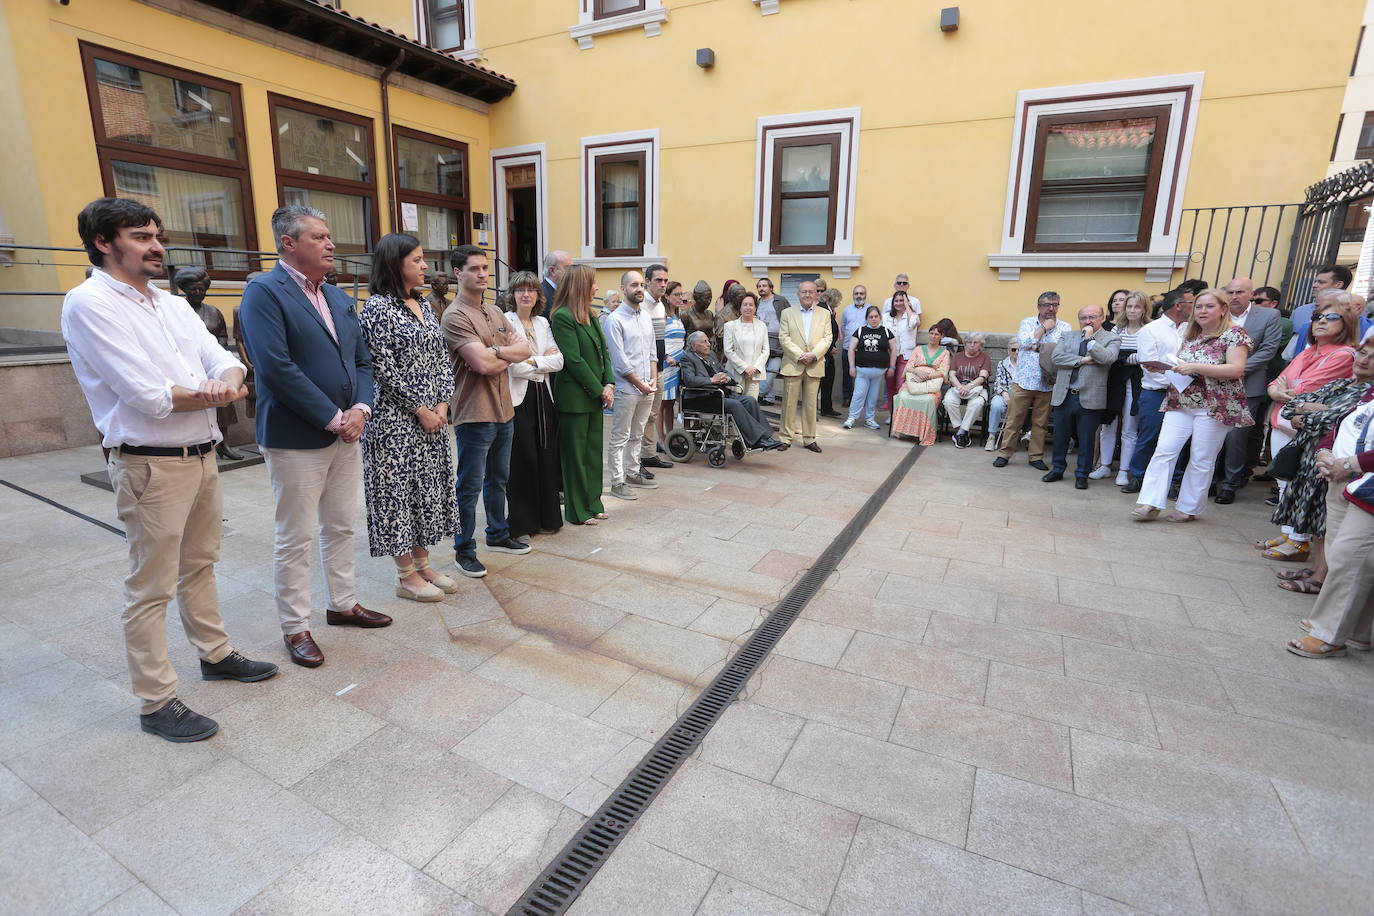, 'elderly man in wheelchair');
667,331,783,466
